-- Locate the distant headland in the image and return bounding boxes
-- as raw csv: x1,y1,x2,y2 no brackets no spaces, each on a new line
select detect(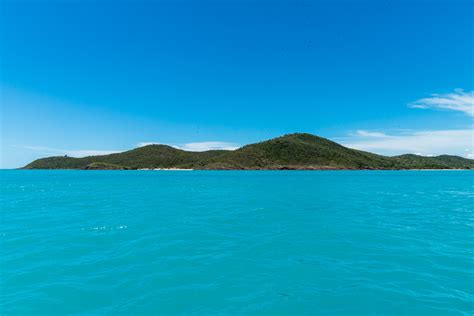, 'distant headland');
22,133,474,170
